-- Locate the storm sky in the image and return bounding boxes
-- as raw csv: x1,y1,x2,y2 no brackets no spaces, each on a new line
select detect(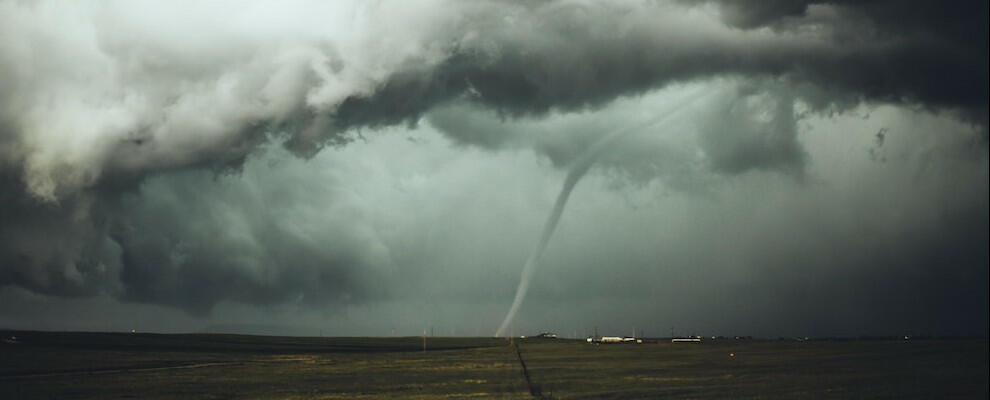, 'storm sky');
0,0,986,338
